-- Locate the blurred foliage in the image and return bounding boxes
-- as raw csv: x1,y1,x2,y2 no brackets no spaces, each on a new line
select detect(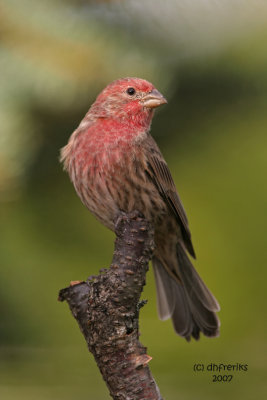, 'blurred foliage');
0,0,267,399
